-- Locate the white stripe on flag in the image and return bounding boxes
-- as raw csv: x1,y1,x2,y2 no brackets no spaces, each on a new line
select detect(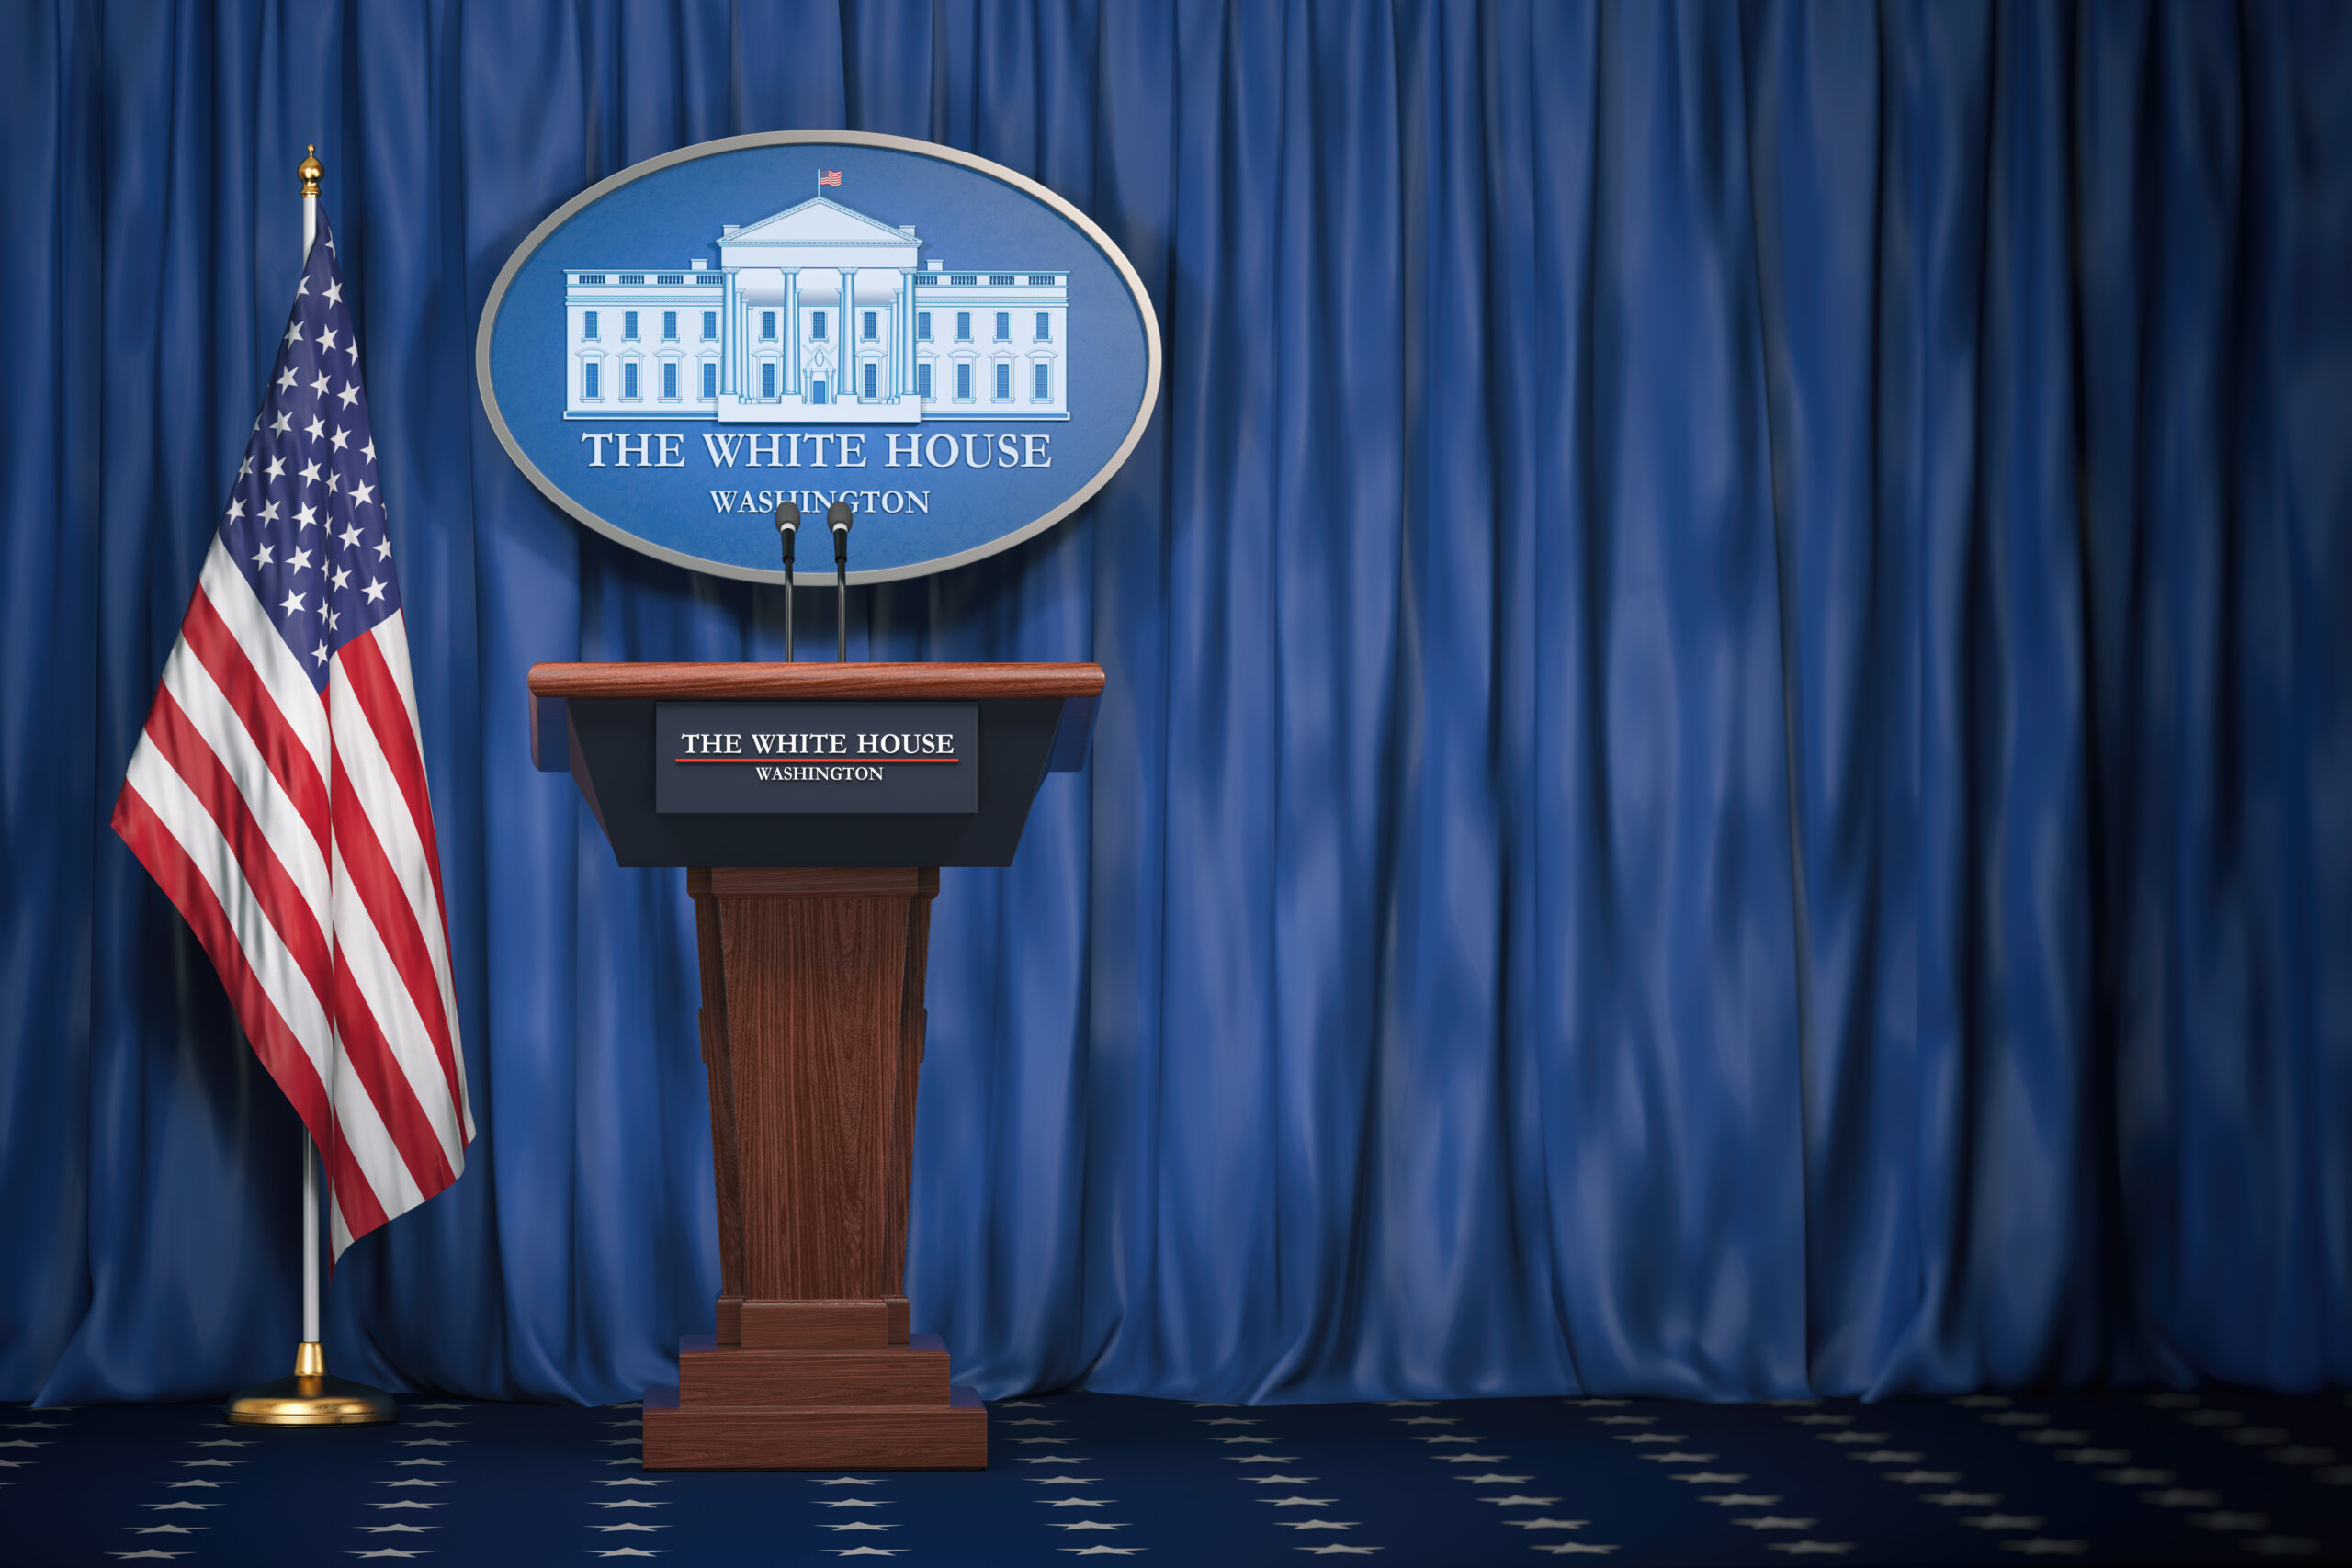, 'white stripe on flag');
122,741,334,1086
198,546,330,769
328,840,467,1179
160,641,331,930
324,1025,429,1220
